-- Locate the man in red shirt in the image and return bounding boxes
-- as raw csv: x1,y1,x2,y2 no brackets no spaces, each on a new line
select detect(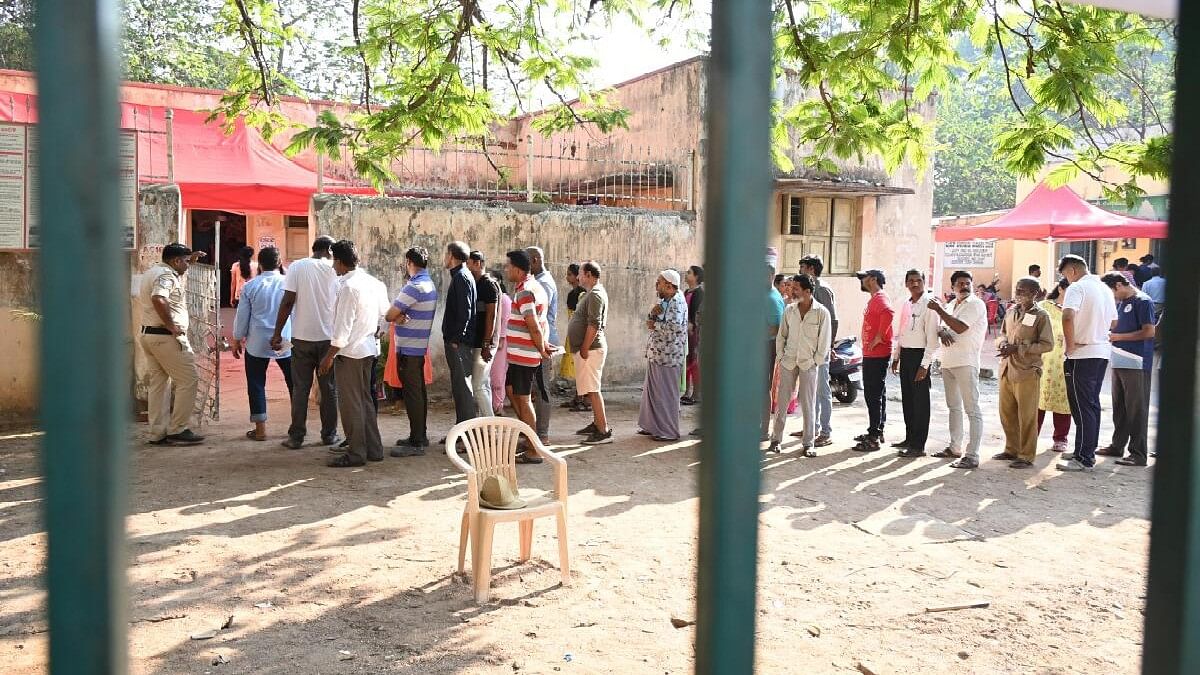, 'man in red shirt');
853,269,895,452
